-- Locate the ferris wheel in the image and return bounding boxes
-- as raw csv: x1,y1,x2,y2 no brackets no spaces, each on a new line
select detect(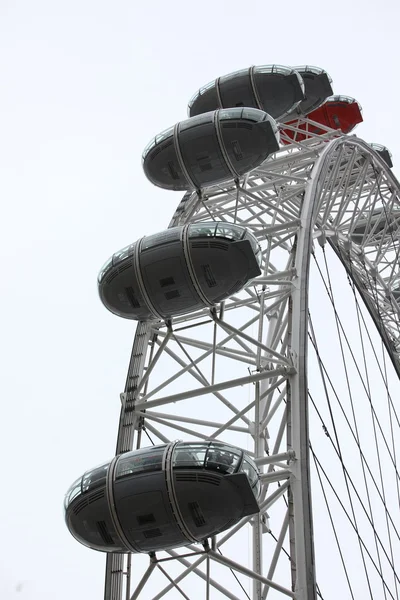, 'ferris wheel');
64,65,400,600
